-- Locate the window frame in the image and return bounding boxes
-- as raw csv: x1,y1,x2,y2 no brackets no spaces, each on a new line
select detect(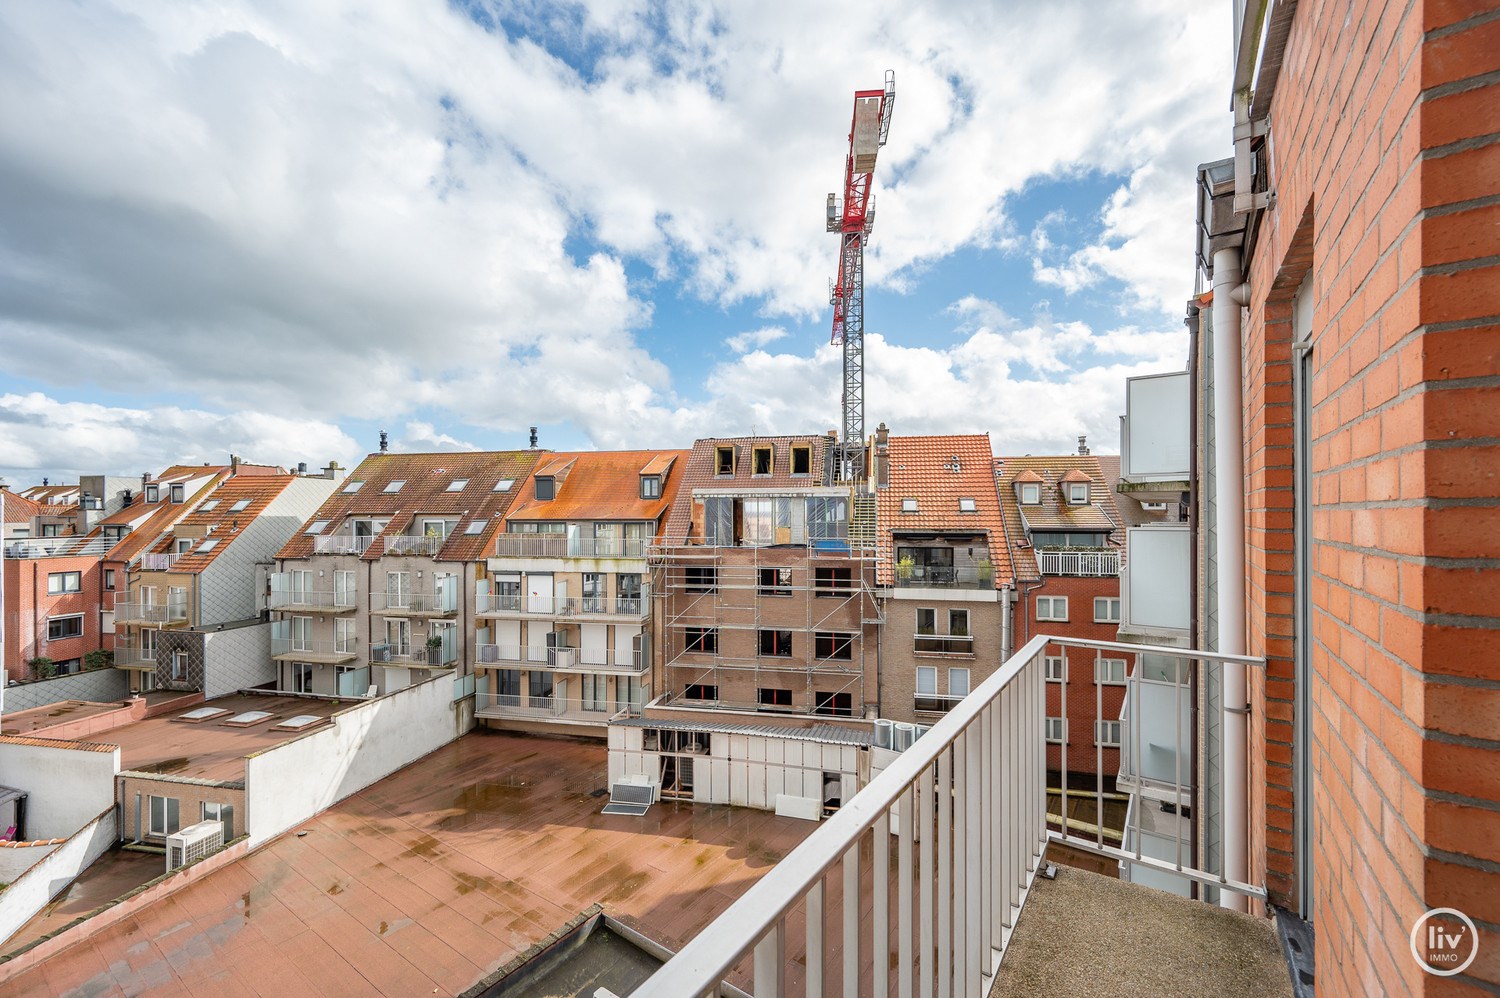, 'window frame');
47,571,82,594
1068,483,1089,505
757,567,792,597
1045,717,1067,744
791,446,812,476
757,629,793,658
1094,658,1128,685
1094,596,1122,623
1036,596,1069,622
684,627,718,654
757,687,793,708
1019,483,1040,505
916,666,937,695
640,475,662,499
814,631,854,661
47,614,84,640
752,446,773,476
714,446,735,476
148,795,180,837
948,667,971,697
685,683,718,701
1044,655,1067,682
1095,720,1123,746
